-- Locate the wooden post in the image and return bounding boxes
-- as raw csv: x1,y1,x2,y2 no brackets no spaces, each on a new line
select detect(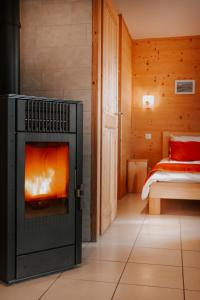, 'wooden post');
149,198,161,215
